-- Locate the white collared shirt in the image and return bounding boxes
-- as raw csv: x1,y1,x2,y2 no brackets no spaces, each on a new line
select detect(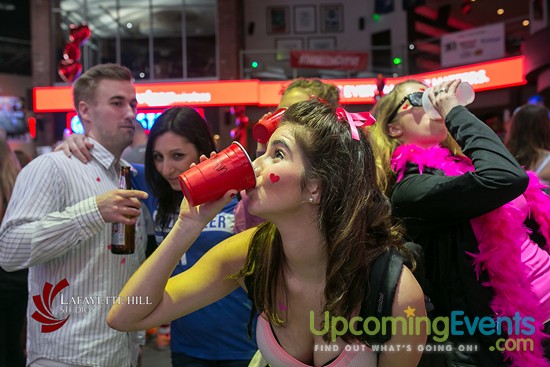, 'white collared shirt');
0,139,147,367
